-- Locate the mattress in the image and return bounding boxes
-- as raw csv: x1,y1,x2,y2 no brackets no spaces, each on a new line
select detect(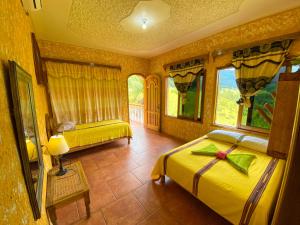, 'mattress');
151,136,285,225
63,120,132,149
